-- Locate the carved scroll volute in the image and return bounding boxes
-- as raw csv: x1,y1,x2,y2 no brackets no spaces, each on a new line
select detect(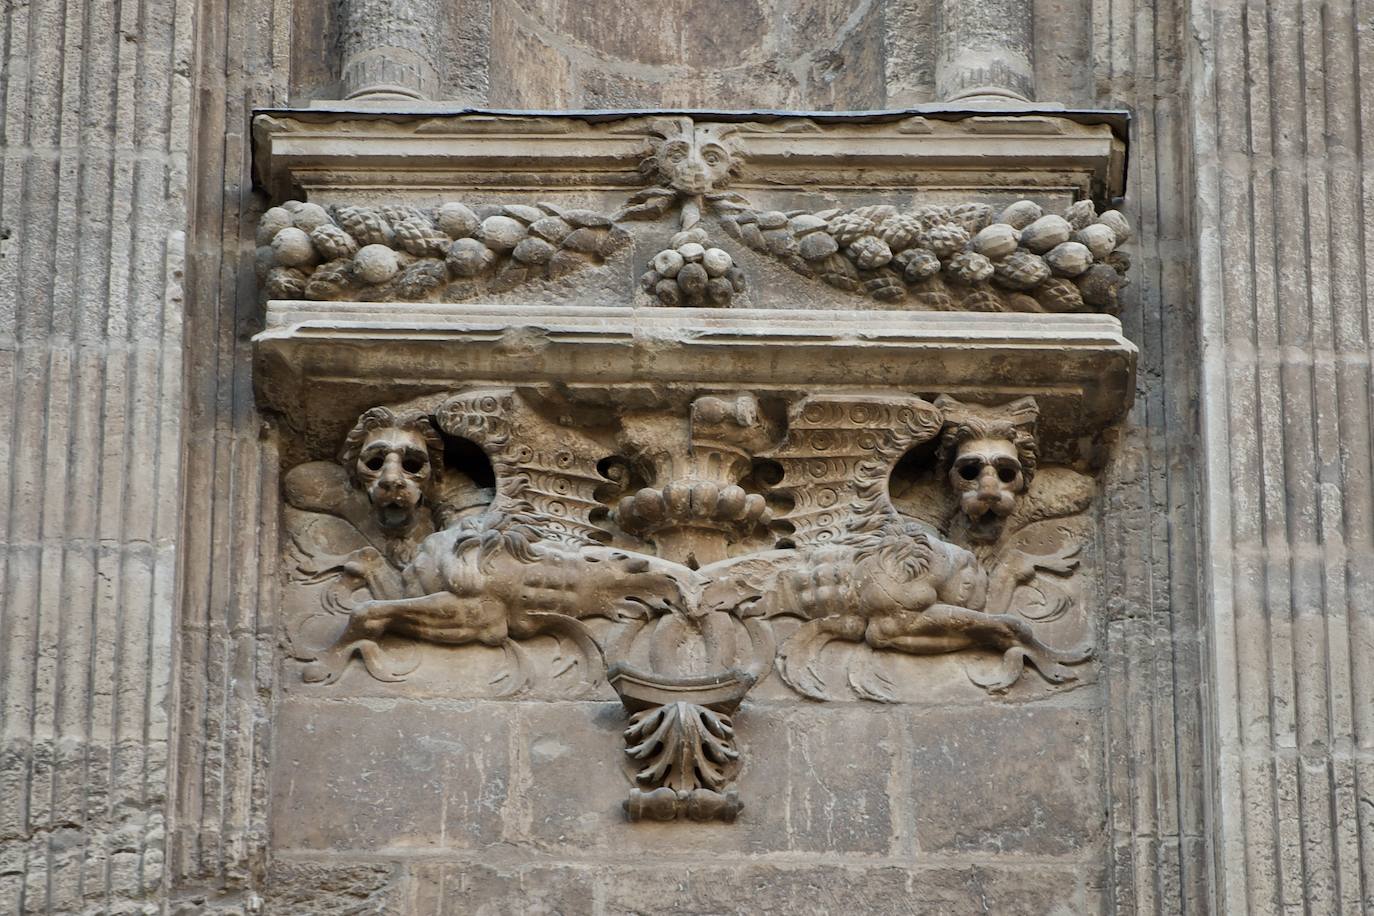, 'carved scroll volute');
766,394,943,546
